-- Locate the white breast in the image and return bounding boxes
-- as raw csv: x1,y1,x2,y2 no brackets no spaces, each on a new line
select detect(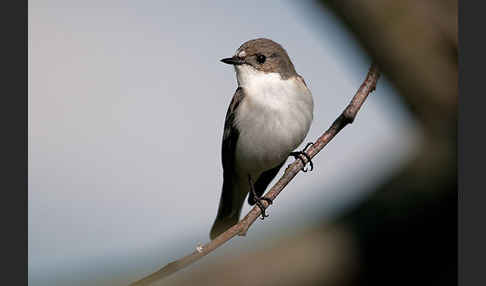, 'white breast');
233,65,314,177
